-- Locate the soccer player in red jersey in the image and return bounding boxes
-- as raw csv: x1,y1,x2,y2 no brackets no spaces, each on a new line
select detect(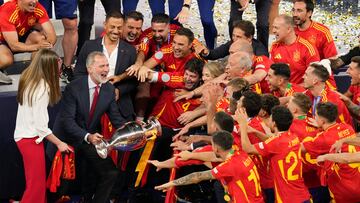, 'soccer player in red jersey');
301,102,360,203
127,14,179,75
0,0,56,83
267,63,305,98
238,105,311,203
292,0,337,59
155,130,265,203
148,58,203,129
270,14,320,84
136,27,200,82
344,57,360,107
303,63,352,125
287,93,331,202
236,91,274,202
